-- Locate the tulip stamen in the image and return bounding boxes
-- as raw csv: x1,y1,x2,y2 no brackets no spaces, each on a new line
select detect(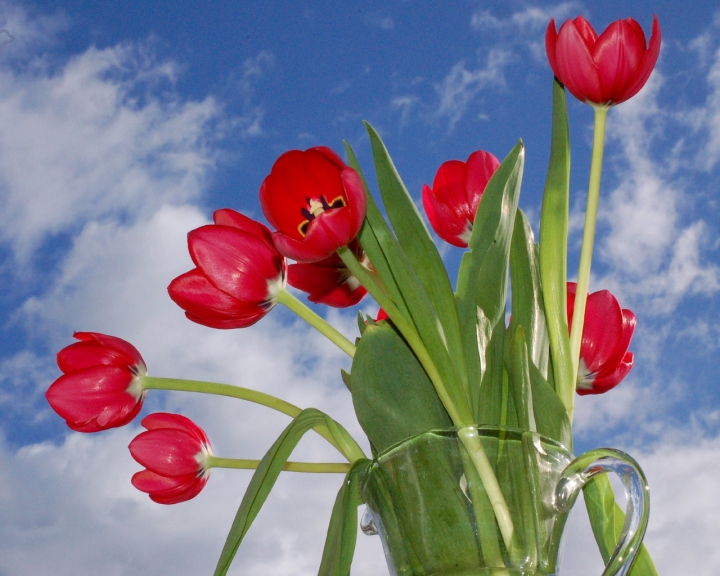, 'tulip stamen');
297,196,347,237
